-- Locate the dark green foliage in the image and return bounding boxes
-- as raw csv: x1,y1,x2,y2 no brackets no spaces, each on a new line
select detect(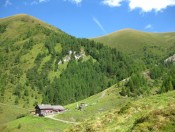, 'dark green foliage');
44,38,56,55
33,101,38,106
34,53,46,64
149,62,175,94
23,39,34,50
24,89,29,96
121,73,148,97
16,114,27,119
0,25,6,33
52,59,107,104
15,97,19,105
0,74,6,96
13,84,21,97
17,123,21,129
150,65,164,79
120,87,130,97
162,76,173,92
79,39,141,80
143,46,163,67
118,102,131,114
134,116,148,125
10,67,23,78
